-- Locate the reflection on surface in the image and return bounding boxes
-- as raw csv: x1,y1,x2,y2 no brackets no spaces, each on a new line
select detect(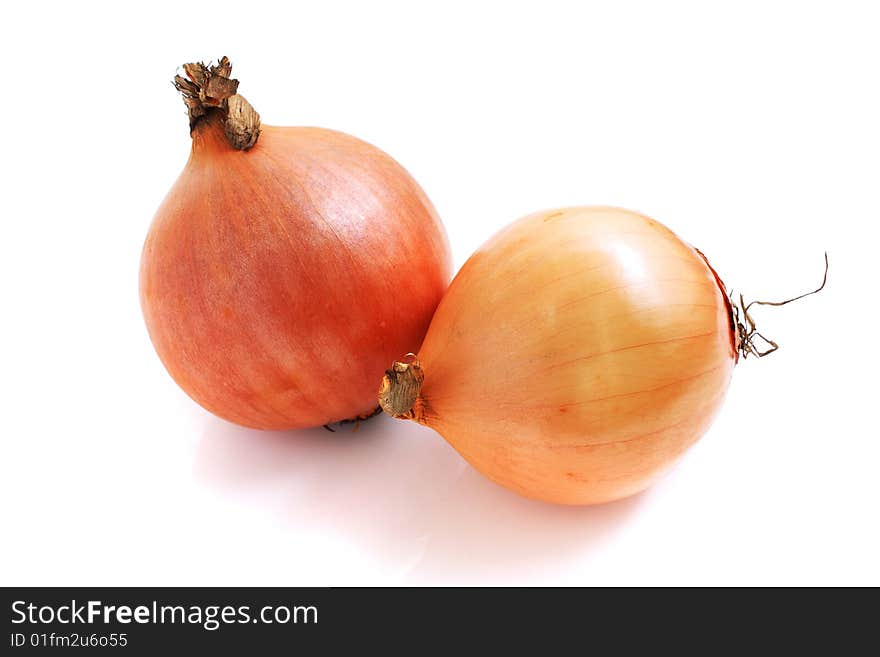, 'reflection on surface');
611,239,648,282
194,414,646,584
